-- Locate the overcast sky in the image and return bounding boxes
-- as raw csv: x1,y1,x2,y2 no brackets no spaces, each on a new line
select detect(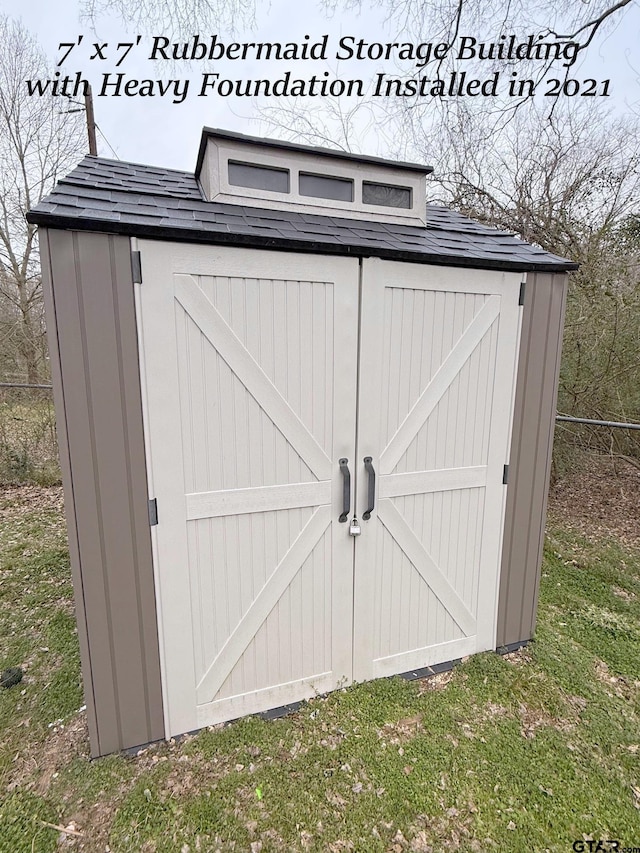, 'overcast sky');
3,0,639,172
